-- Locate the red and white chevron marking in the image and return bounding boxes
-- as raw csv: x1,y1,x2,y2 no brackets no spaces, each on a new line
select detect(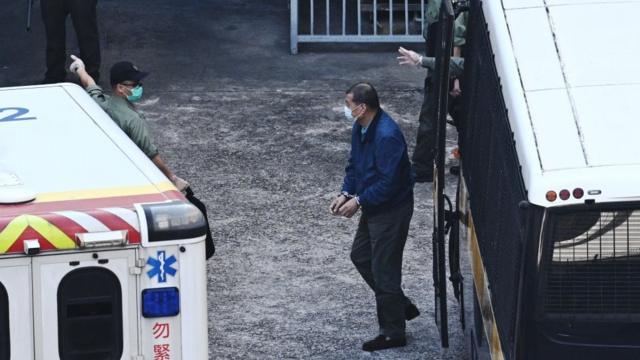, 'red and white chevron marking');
0,207,142,254
50,207,142,244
